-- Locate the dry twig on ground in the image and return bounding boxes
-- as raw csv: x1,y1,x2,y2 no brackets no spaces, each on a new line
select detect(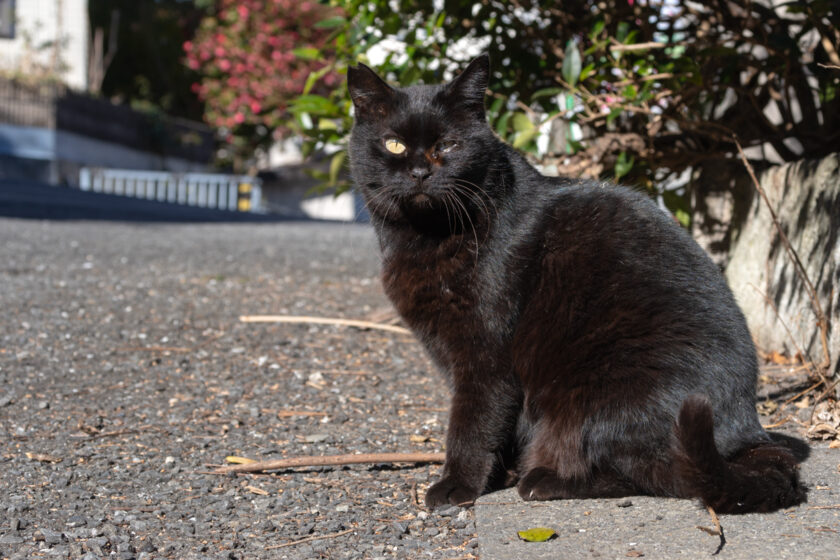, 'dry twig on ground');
211,452,445,475
239,315,413,335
